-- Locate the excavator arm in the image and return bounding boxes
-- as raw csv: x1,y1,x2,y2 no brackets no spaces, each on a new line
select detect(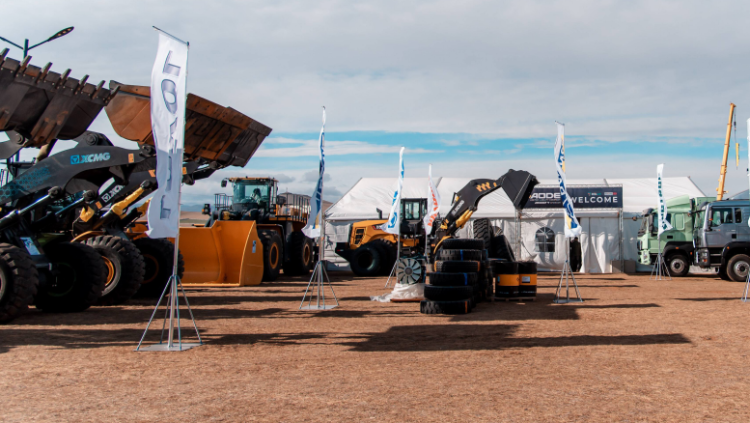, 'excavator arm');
430,169,538,253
